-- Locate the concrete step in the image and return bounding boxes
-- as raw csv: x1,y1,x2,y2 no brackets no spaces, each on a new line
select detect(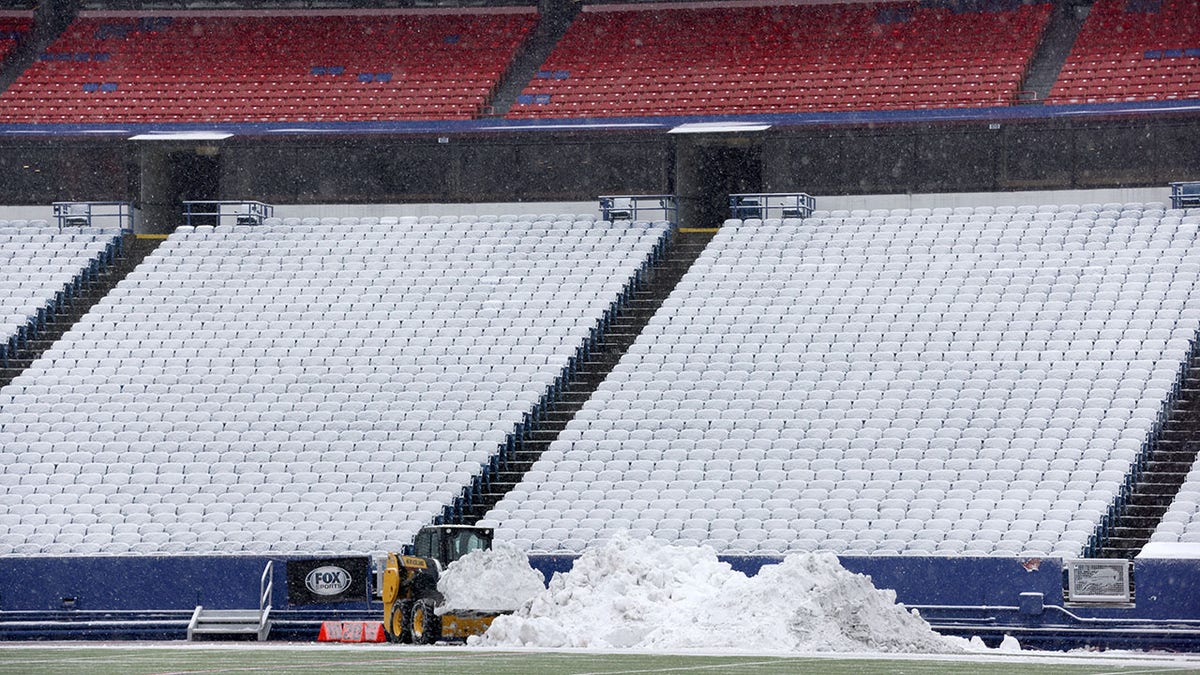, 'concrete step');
1150,459,1198,472
1124,494,1173,511
1120,515,1163,529
1124,503,1170,518
527,430,561,442
1136,481,1186,496
1111,526,1154,539
510,449,546,463
189,626,263,635
491,471,525,484
1096,546,1142,559
195,610,262,623
1151,450,1197,462
1139,470,1190,484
